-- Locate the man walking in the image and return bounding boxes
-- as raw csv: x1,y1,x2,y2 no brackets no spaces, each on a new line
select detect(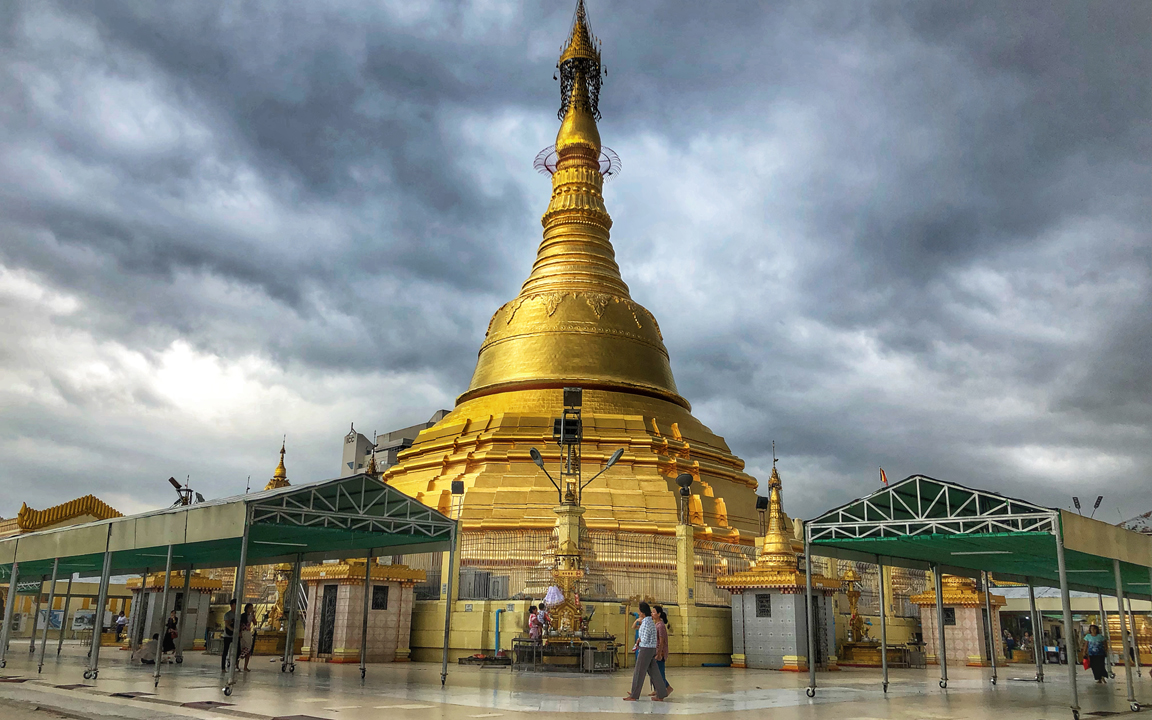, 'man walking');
624,602,669,702
220,599,236,672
